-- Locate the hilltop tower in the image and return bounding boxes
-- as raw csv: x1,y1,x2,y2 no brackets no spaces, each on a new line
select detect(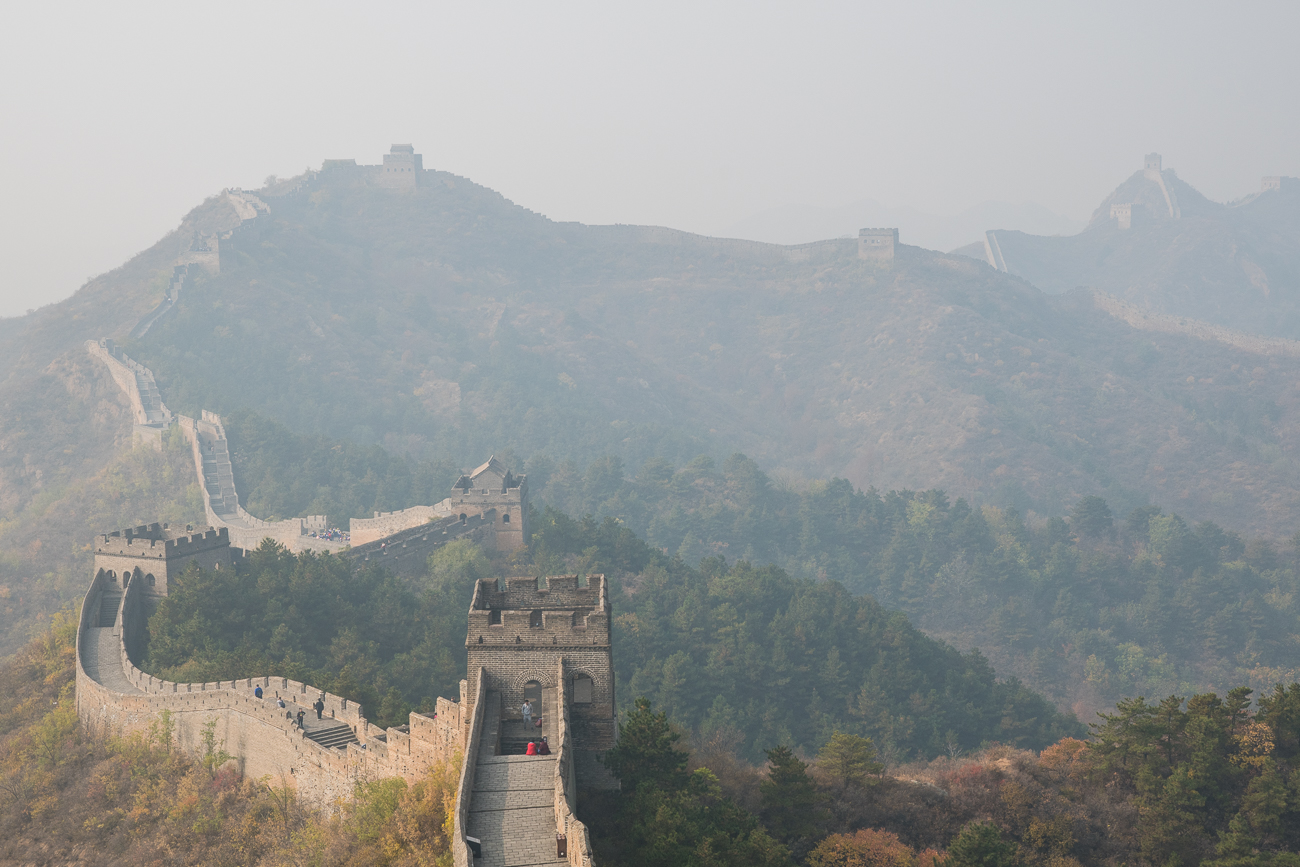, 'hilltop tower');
379,144,423,188
440,456,529,549
1110,202,1135,230
466,574,616,766
93,523,233,601
1145,153,1163,173
858,227,898,260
